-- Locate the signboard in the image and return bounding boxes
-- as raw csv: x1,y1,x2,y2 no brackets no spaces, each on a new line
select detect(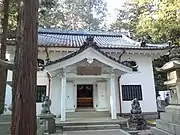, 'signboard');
77,67,101,75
